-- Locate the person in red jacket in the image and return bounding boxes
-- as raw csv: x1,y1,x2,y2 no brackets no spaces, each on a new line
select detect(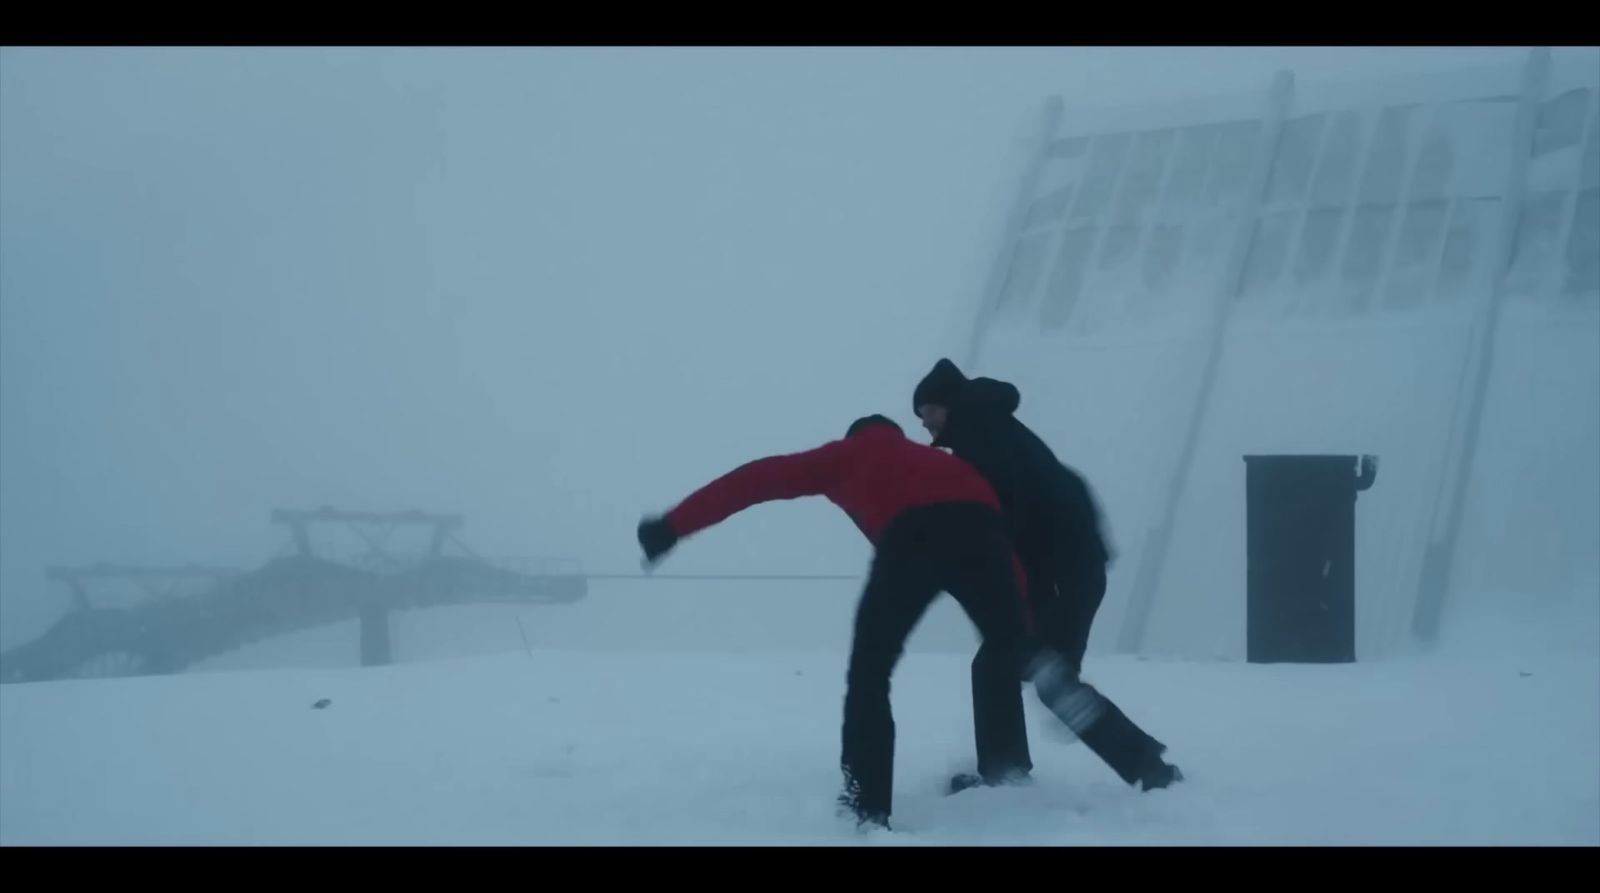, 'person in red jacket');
636,414,1076,830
